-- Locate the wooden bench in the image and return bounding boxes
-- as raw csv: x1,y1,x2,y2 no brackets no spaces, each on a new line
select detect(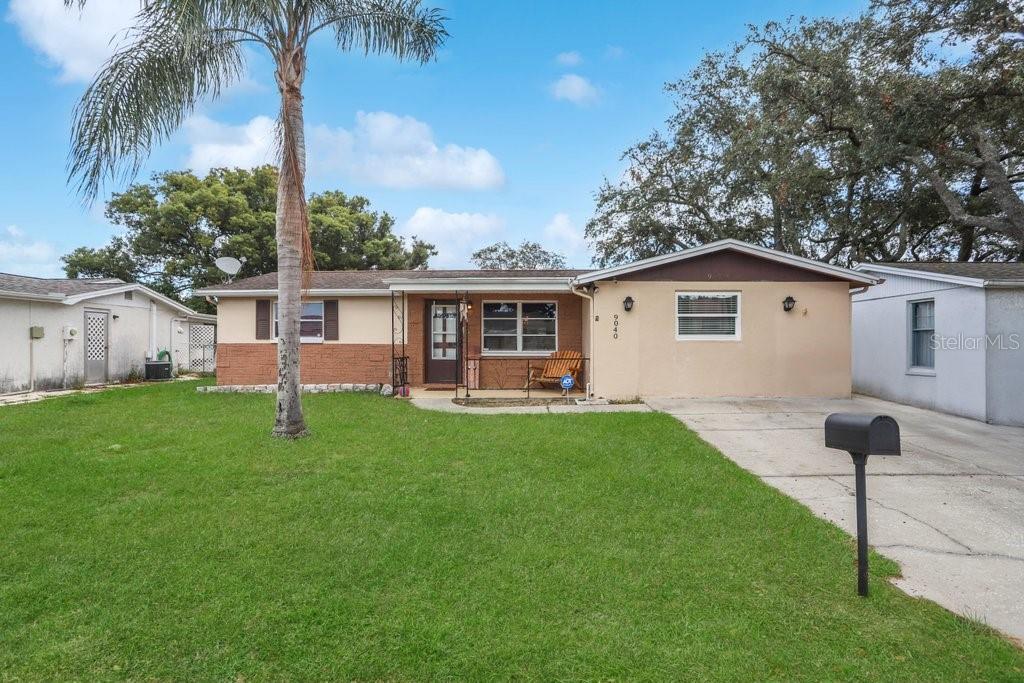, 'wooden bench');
525,350,583,389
